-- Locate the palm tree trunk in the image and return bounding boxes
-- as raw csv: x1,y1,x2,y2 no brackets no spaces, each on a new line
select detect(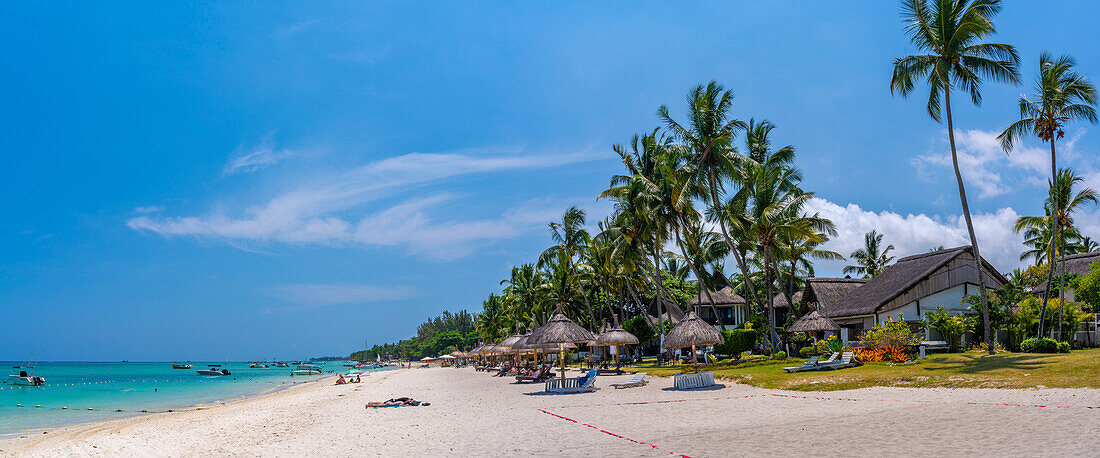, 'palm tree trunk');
1057,225,1067,340
708,169,763,311
764,246,778,350
1037,138,1059,337
652,249,669,363
673,224,724,330
783,259,797,316
945,89,994,354
570,260,597,333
